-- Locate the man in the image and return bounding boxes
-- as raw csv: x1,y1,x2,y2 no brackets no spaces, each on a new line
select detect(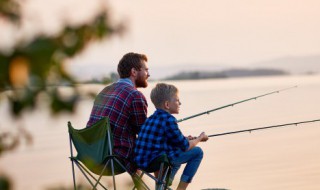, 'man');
86,52,150,174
